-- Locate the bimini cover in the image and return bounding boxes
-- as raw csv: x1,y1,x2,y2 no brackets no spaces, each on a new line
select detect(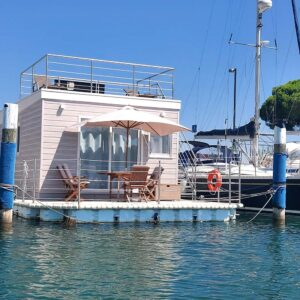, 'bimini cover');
195,121,255,140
